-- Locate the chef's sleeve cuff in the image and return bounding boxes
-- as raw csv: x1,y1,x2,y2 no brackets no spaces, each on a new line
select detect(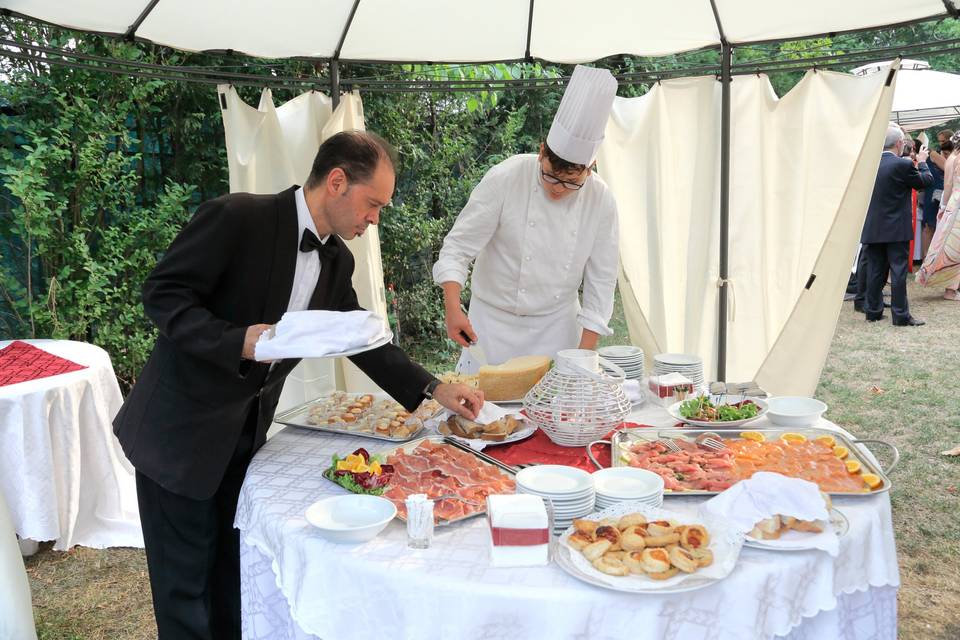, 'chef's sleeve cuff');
432,264,468,287
578,309,614,337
